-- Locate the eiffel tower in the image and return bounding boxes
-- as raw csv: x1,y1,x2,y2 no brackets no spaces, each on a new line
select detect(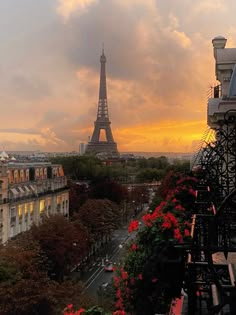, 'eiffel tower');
85,49,119,157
